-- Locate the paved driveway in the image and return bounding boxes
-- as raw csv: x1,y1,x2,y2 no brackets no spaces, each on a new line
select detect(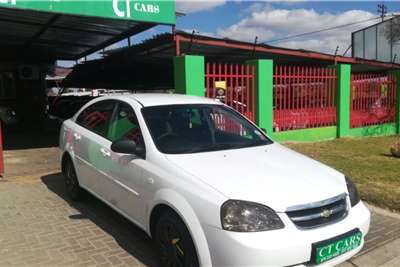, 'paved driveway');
0,172,159,267
1,148,400,266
